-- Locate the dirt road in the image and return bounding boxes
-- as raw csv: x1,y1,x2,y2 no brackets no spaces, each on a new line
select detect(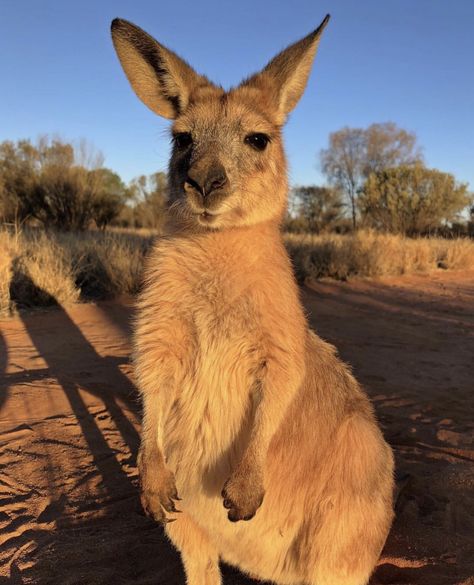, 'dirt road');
1,270,473,584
